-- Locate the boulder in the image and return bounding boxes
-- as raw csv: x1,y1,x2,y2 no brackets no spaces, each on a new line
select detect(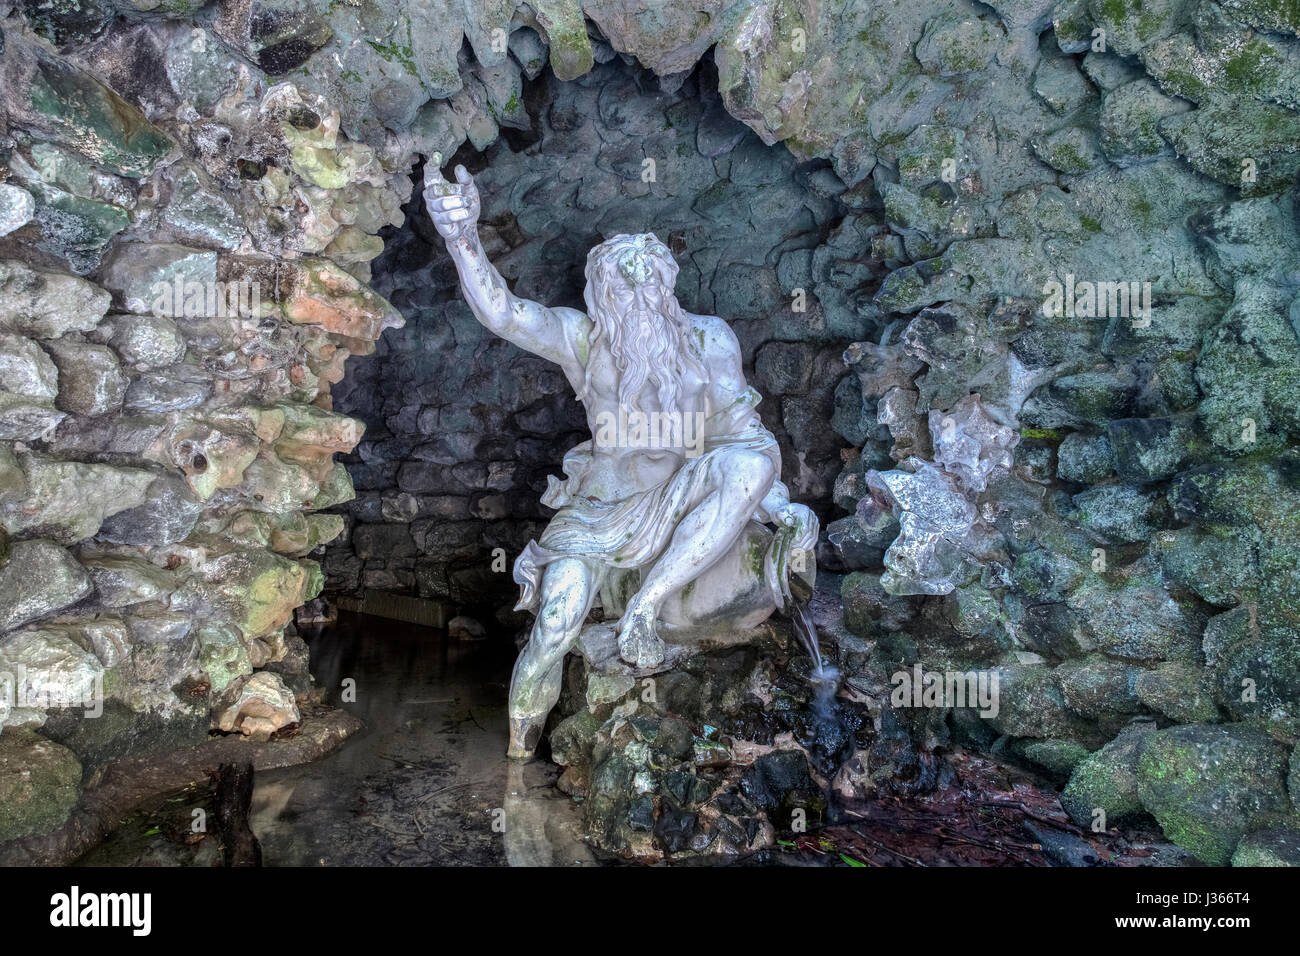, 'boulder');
81,555,175,609
0,625,104,726
1061,723,1155,828
0,539,92,633
0,32,173,178
98,243,217,315
0,333,59,401
214,671,300,739
43,337,129,416
0,259,108,339
0,454,153,545
0,731,82,842
1232,826,1300,867
0,183,36,237
96,472,203,546
104,313,186,370
1137,724,1292,865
